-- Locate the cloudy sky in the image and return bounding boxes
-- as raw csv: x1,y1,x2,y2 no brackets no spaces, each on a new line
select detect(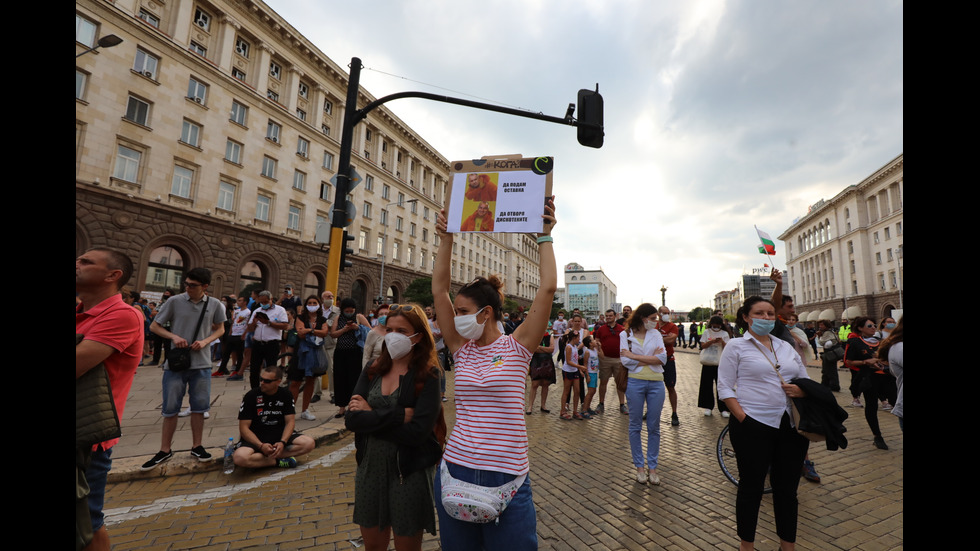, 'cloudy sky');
266,0,903,311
